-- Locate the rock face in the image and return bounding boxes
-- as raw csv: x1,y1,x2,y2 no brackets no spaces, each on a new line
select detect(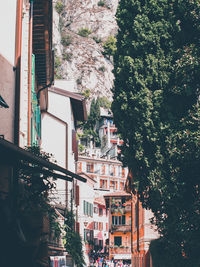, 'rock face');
53,0,118,103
